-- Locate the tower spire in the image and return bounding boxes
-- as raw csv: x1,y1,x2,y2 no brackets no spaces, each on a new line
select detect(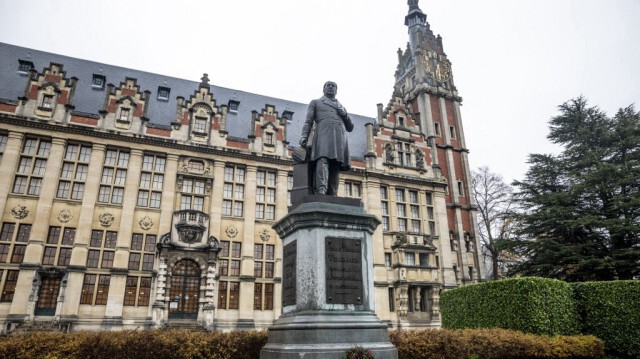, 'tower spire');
405,0,427,28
